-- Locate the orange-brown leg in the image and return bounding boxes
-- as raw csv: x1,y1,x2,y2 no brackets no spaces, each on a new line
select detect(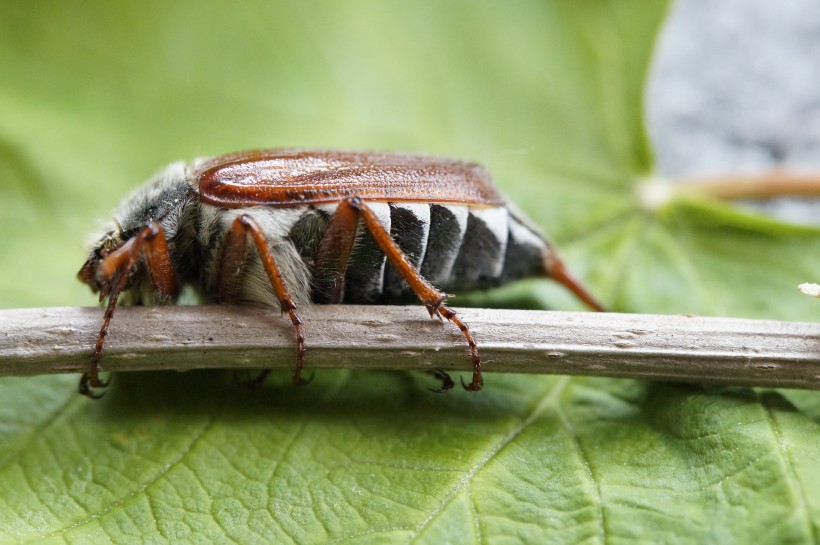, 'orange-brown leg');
312,200,457,391
218,214,307,387
312,198,361,304
341,197,483,391
81,222,178,398
543,247,606,312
